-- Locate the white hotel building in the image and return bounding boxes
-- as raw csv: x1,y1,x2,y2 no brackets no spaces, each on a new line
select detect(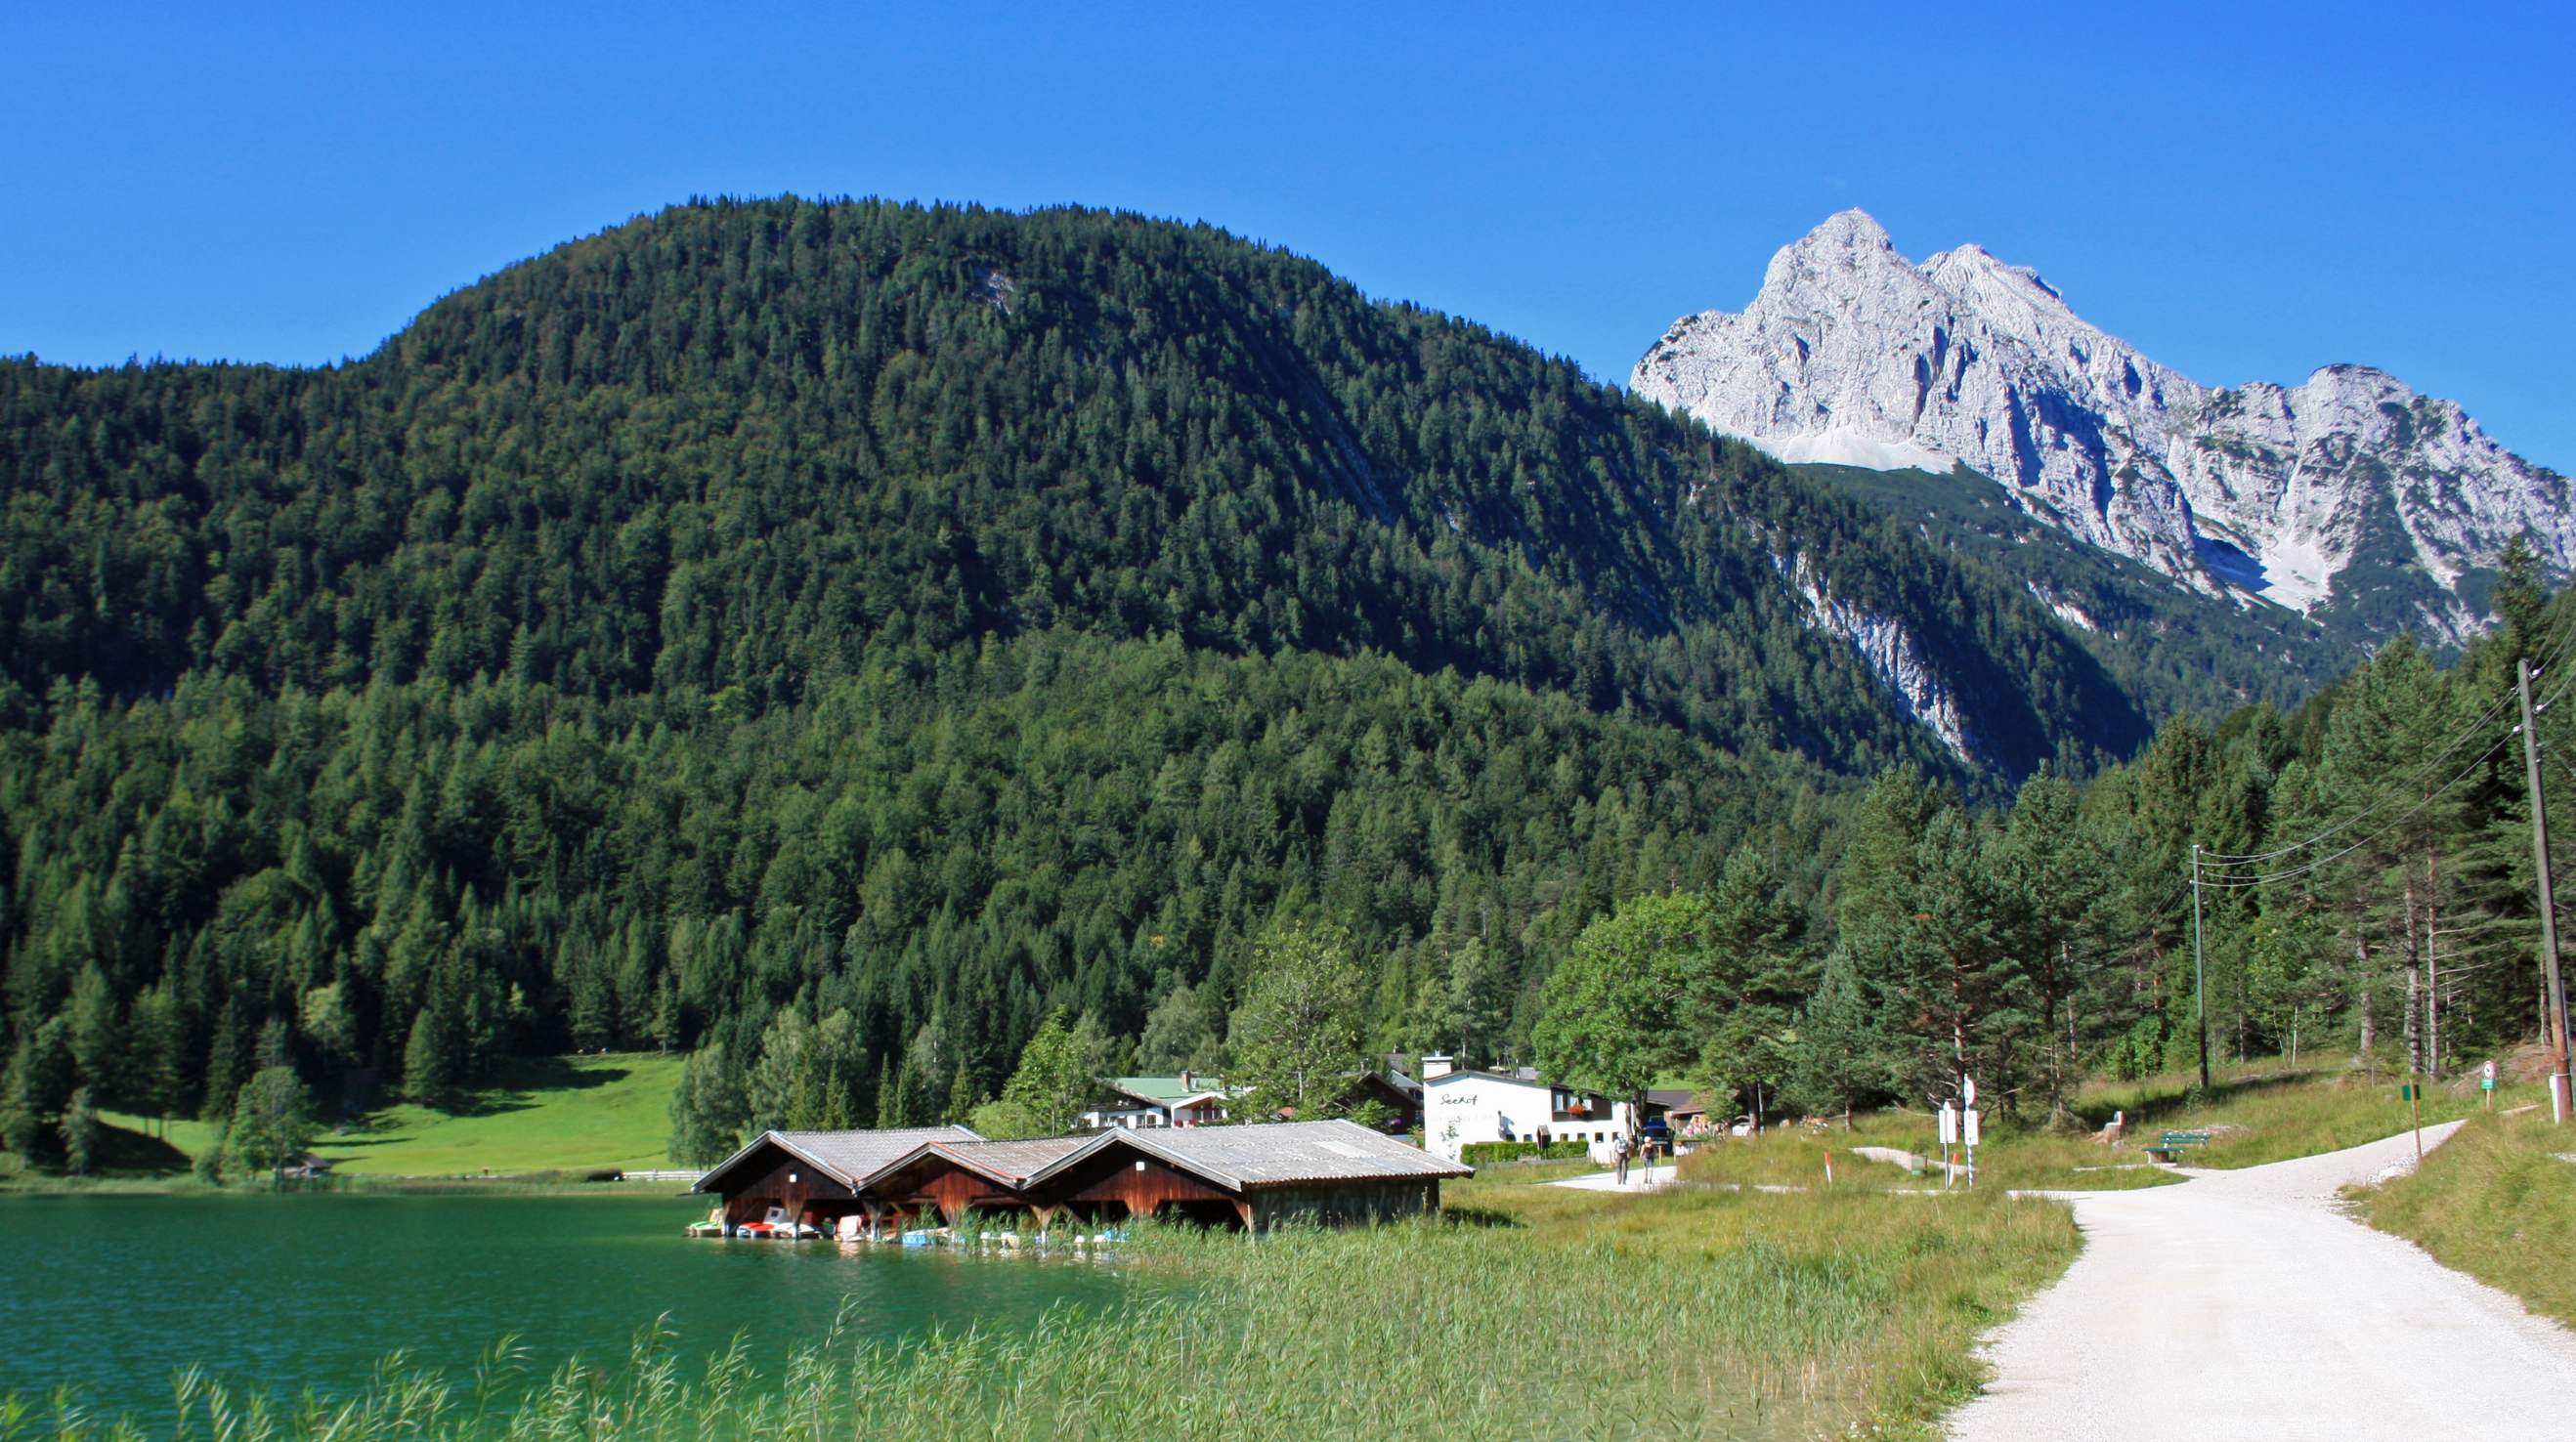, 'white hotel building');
1418,1055,1640,1166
